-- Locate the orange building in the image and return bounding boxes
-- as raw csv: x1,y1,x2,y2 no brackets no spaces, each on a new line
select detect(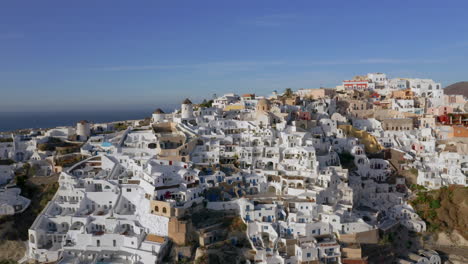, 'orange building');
453,126,468,138
390,89,414,100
